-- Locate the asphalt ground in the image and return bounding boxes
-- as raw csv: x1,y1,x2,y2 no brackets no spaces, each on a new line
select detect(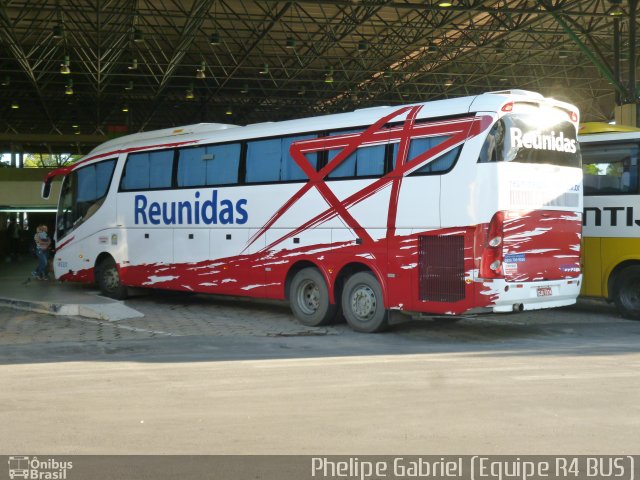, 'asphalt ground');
1,291,639,455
